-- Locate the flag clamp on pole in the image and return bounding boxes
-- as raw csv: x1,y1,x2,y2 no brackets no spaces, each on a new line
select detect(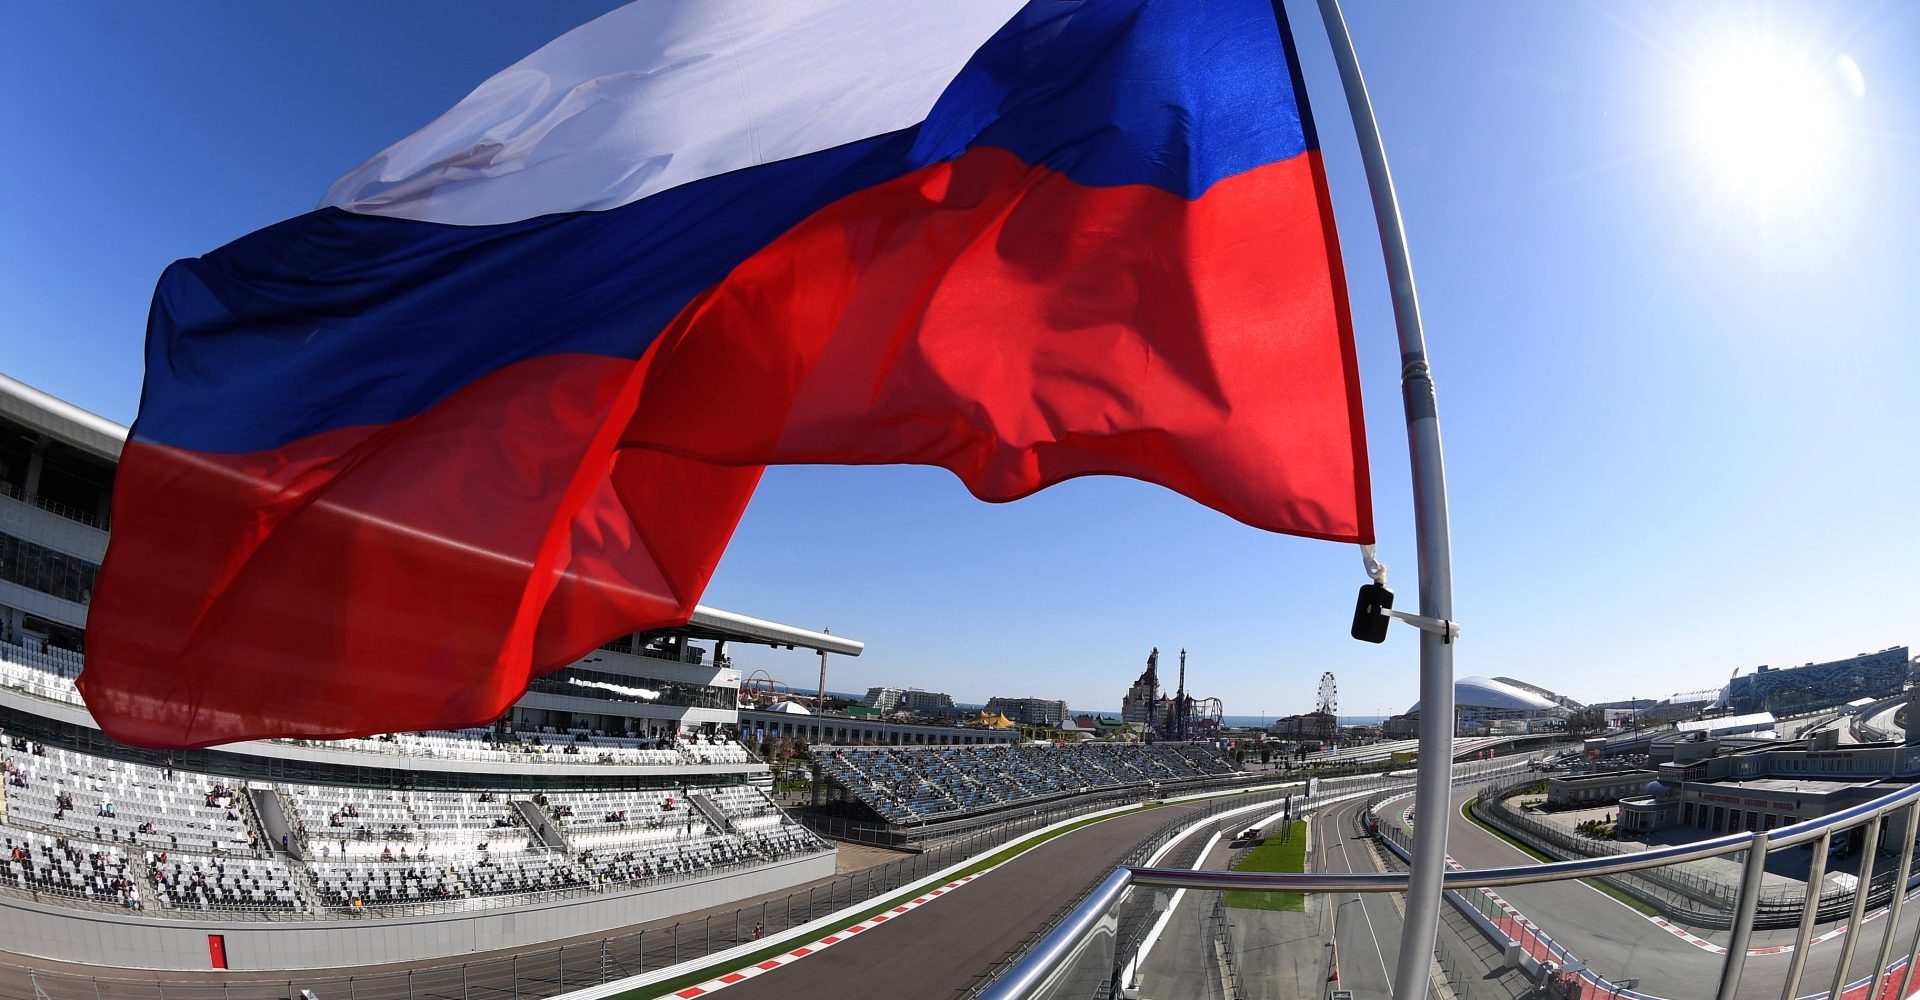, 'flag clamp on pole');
1380,607,1459,642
